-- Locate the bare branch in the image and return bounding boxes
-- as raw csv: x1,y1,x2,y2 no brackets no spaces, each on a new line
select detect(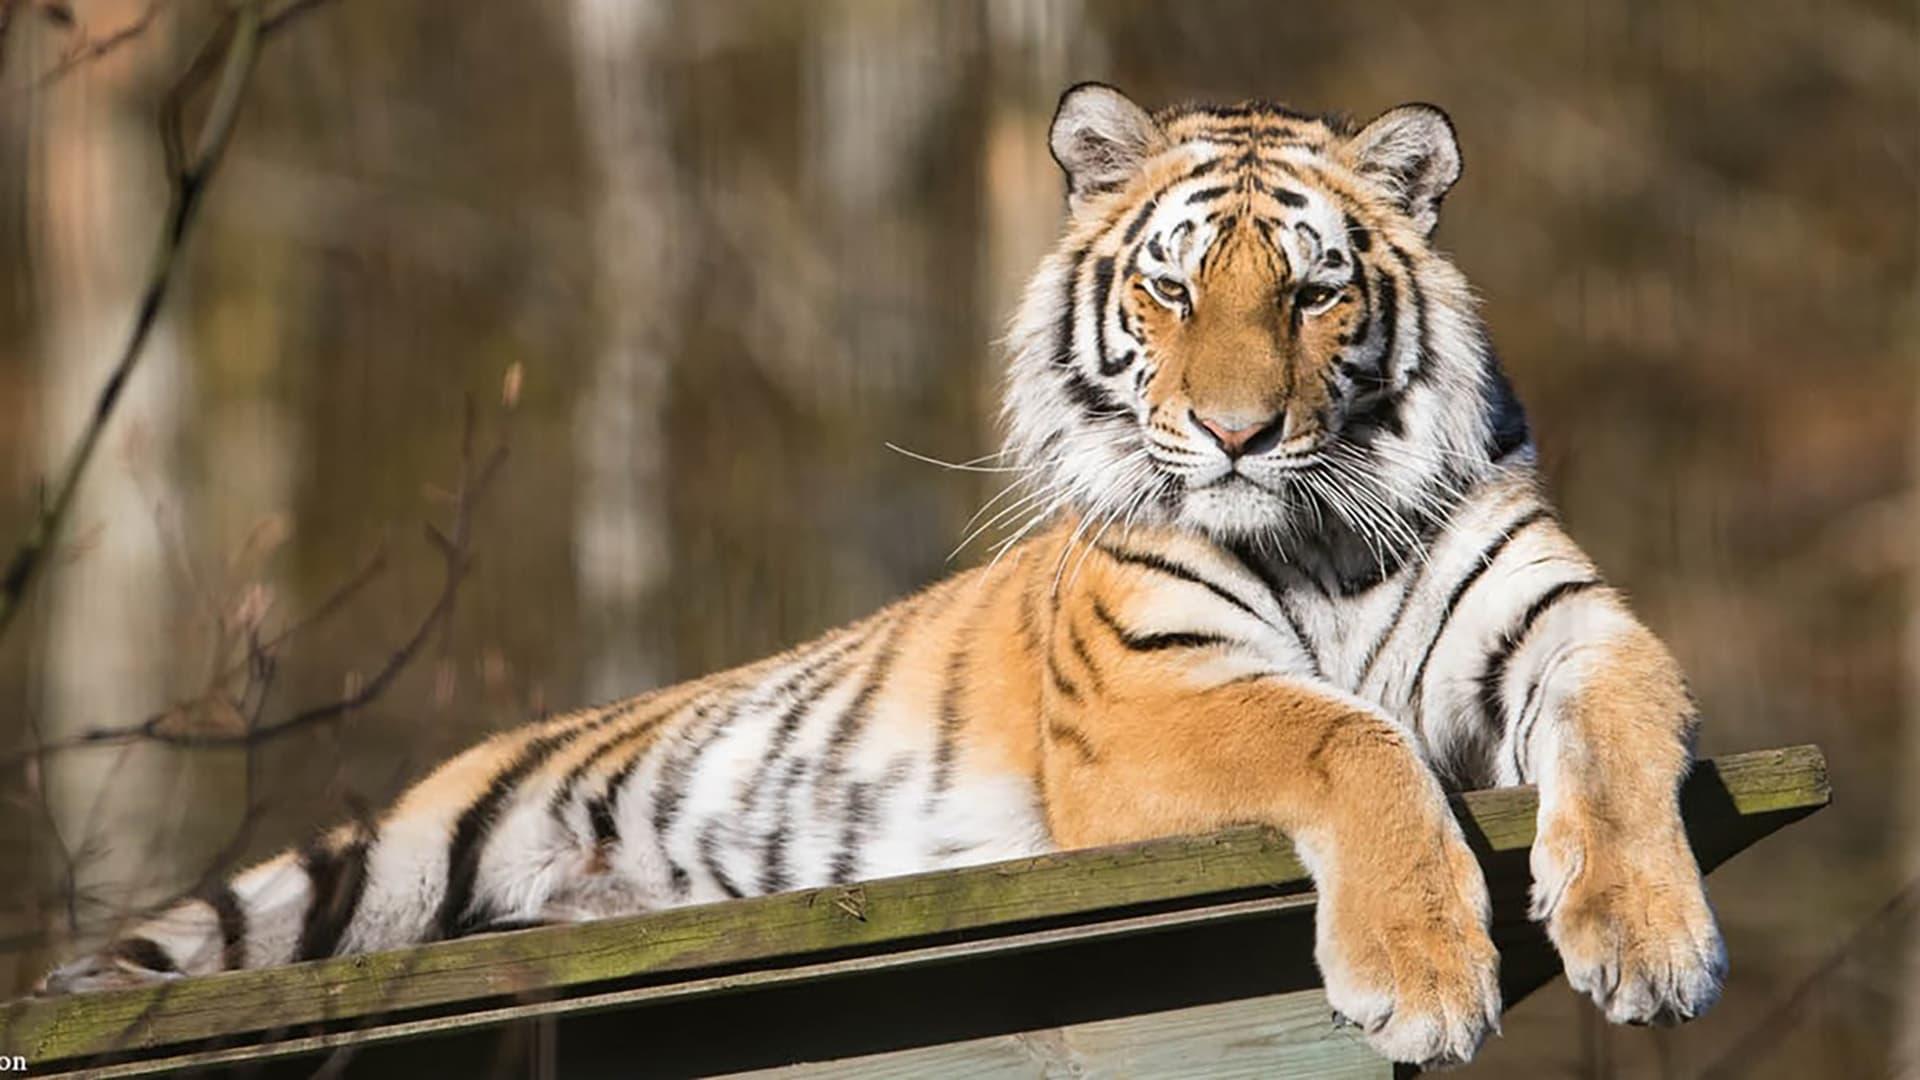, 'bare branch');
12,0,165,96
5,0,332,100
1,400,512,766
0,1,267,645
